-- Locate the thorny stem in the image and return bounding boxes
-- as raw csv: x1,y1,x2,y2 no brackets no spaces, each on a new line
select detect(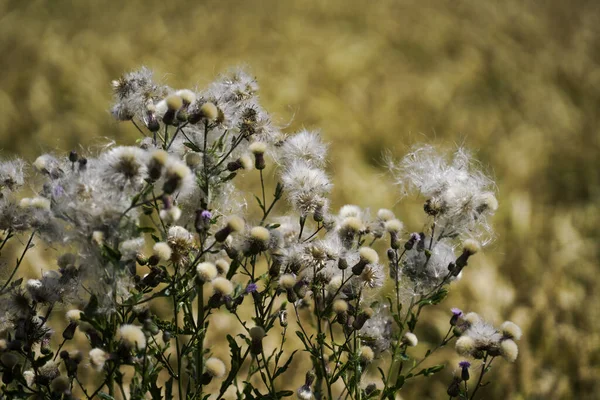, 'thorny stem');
469,356,495,400
196,282,205,393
